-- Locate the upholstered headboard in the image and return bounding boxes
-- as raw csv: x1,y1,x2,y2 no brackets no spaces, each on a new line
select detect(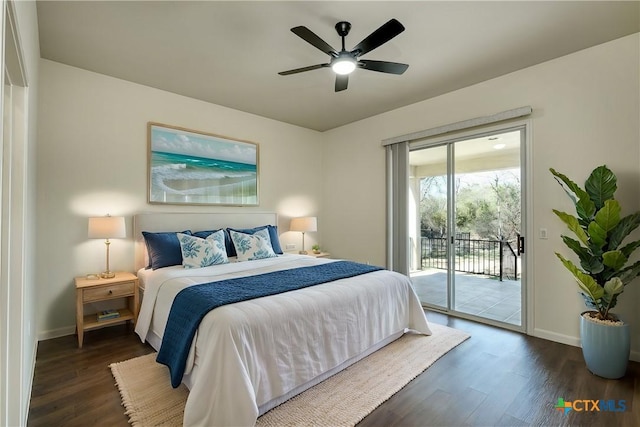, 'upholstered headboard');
133,212,278,271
